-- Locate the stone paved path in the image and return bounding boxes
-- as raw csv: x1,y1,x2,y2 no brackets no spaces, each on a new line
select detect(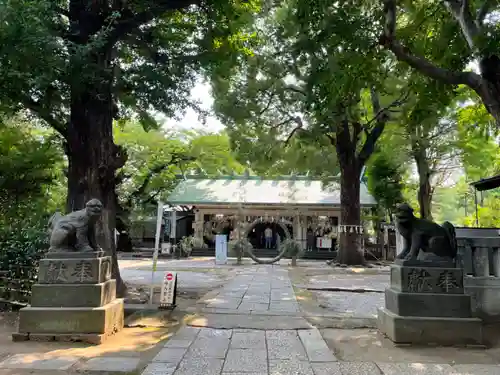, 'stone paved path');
202,267,300,314
140,265,500,375
141,326,500,375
